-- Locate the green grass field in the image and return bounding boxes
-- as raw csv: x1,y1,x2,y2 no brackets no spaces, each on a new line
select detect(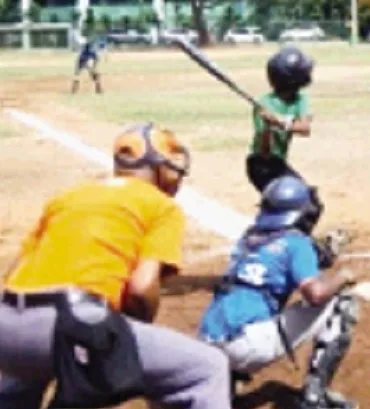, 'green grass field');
0,42,369,174
1,43,370,143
